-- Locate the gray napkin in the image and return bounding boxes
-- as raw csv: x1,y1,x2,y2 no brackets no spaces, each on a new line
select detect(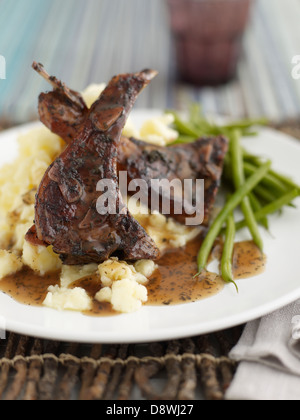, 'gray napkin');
226,300,300,400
